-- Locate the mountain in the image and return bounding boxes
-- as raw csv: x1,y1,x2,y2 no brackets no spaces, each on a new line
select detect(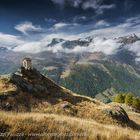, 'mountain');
0,34,140,103
59,61,140,103
117,34,140,44
48,38,65,46
40,34,140,102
